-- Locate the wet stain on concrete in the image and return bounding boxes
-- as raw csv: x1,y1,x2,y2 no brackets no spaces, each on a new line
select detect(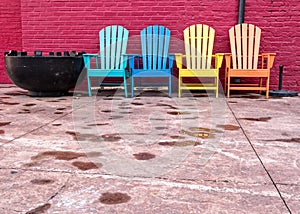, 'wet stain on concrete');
30,179,55,185
54,111,64,114
56,107,66,111
0,100,20,105
0,130,5,134
156,103,178,109
133,152,156,160
32,151,86,161
47,100,60,103
265,138,300,143
72,161,100,170
228,101,238,104
131,102,144,106
0,122,11,127
101,134,122,141
99,192,131,205
26,203,51,214
109,116,124,120
66,131,78,140
52,123,62,126
170,135,185,139
159,141,175,146
167,111,191,115
179,130,211,138
217,124,240,130
87,123,109,126
18,109,31,114
239,117,272,122
119,106,132,110
23,103,36,107
155,127,166,130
